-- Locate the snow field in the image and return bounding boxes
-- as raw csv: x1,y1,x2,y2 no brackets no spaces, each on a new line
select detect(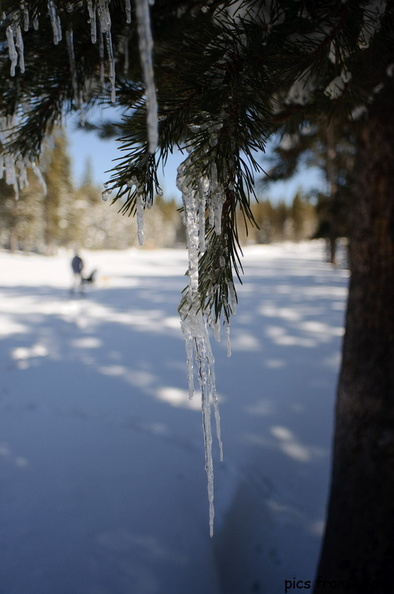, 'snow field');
0,241,349,594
